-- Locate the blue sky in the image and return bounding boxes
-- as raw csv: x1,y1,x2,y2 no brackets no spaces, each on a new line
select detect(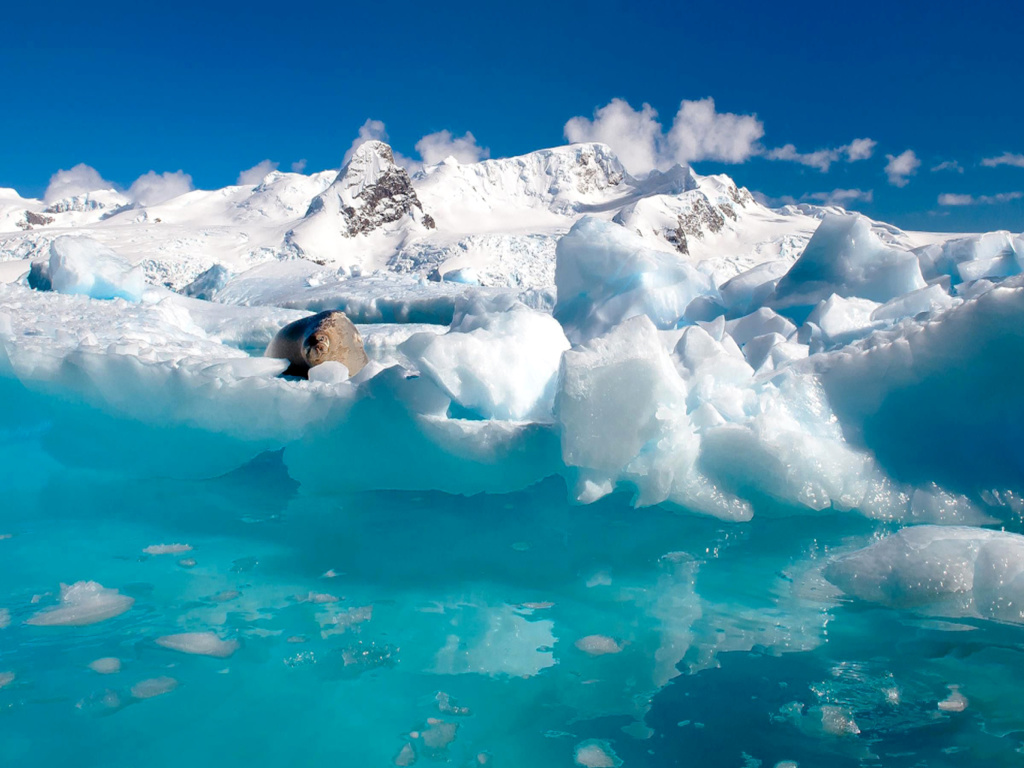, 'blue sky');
2,0,1022,232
